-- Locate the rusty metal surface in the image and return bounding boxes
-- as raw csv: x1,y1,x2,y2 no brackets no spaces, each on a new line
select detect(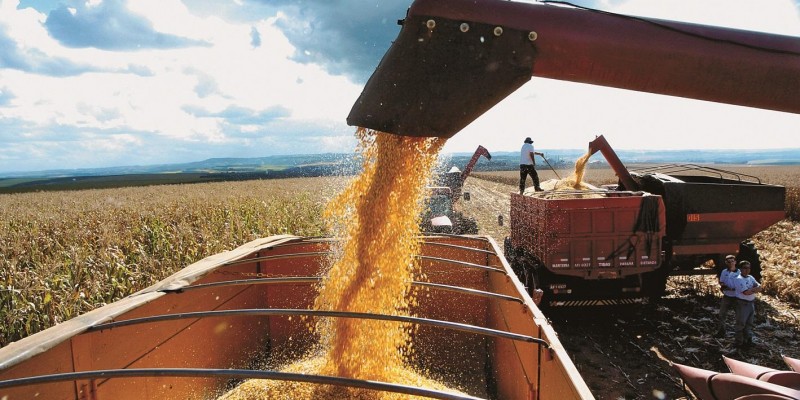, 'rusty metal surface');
510,192,666,278
347,13,536,138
